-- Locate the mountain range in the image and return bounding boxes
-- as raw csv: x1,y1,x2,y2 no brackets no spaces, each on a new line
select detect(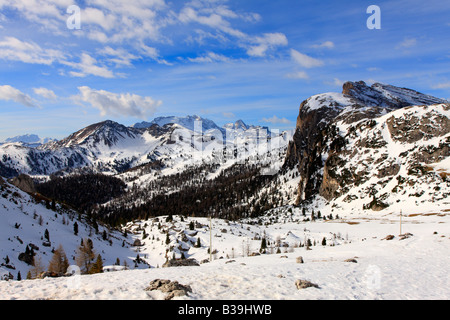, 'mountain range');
0,80,449,291
0,116,289,179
